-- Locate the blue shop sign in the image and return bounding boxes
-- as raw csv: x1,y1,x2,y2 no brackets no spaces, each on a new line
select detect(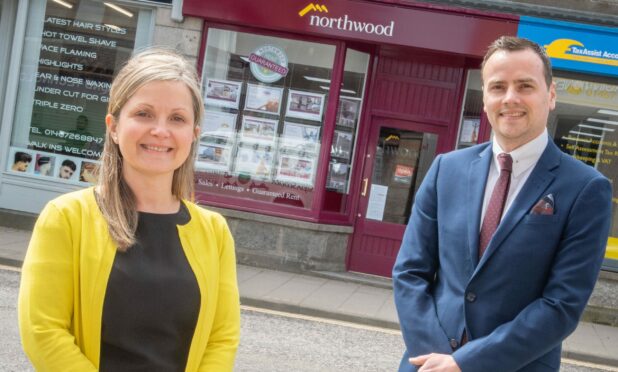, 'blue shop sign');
518,16,618,78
